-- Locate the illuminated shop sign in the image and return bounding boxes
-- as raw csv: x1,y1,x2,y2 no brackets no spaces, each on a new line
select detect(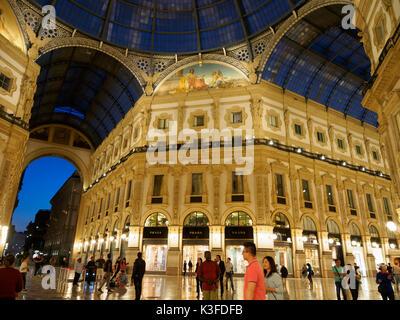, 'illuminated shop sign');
225,227,253,239
143,227,168,239
183,227,209,239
